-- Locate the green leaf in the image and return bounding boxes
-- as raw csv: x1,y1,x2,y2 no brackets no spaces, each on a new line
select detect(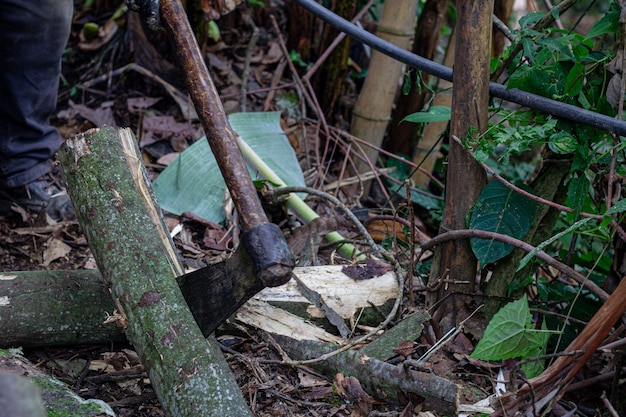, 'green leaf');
471,295,547,361
521,320,550,378
519,12,545,29
153,112,306,223
586,5,620,39
564,63,584,97
548,131,577,154
401,106,451,124
207,20,221,42
550,6,559,20
517,217,593,271
607,197,626,215
469,181,536,265
567,174,590,219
